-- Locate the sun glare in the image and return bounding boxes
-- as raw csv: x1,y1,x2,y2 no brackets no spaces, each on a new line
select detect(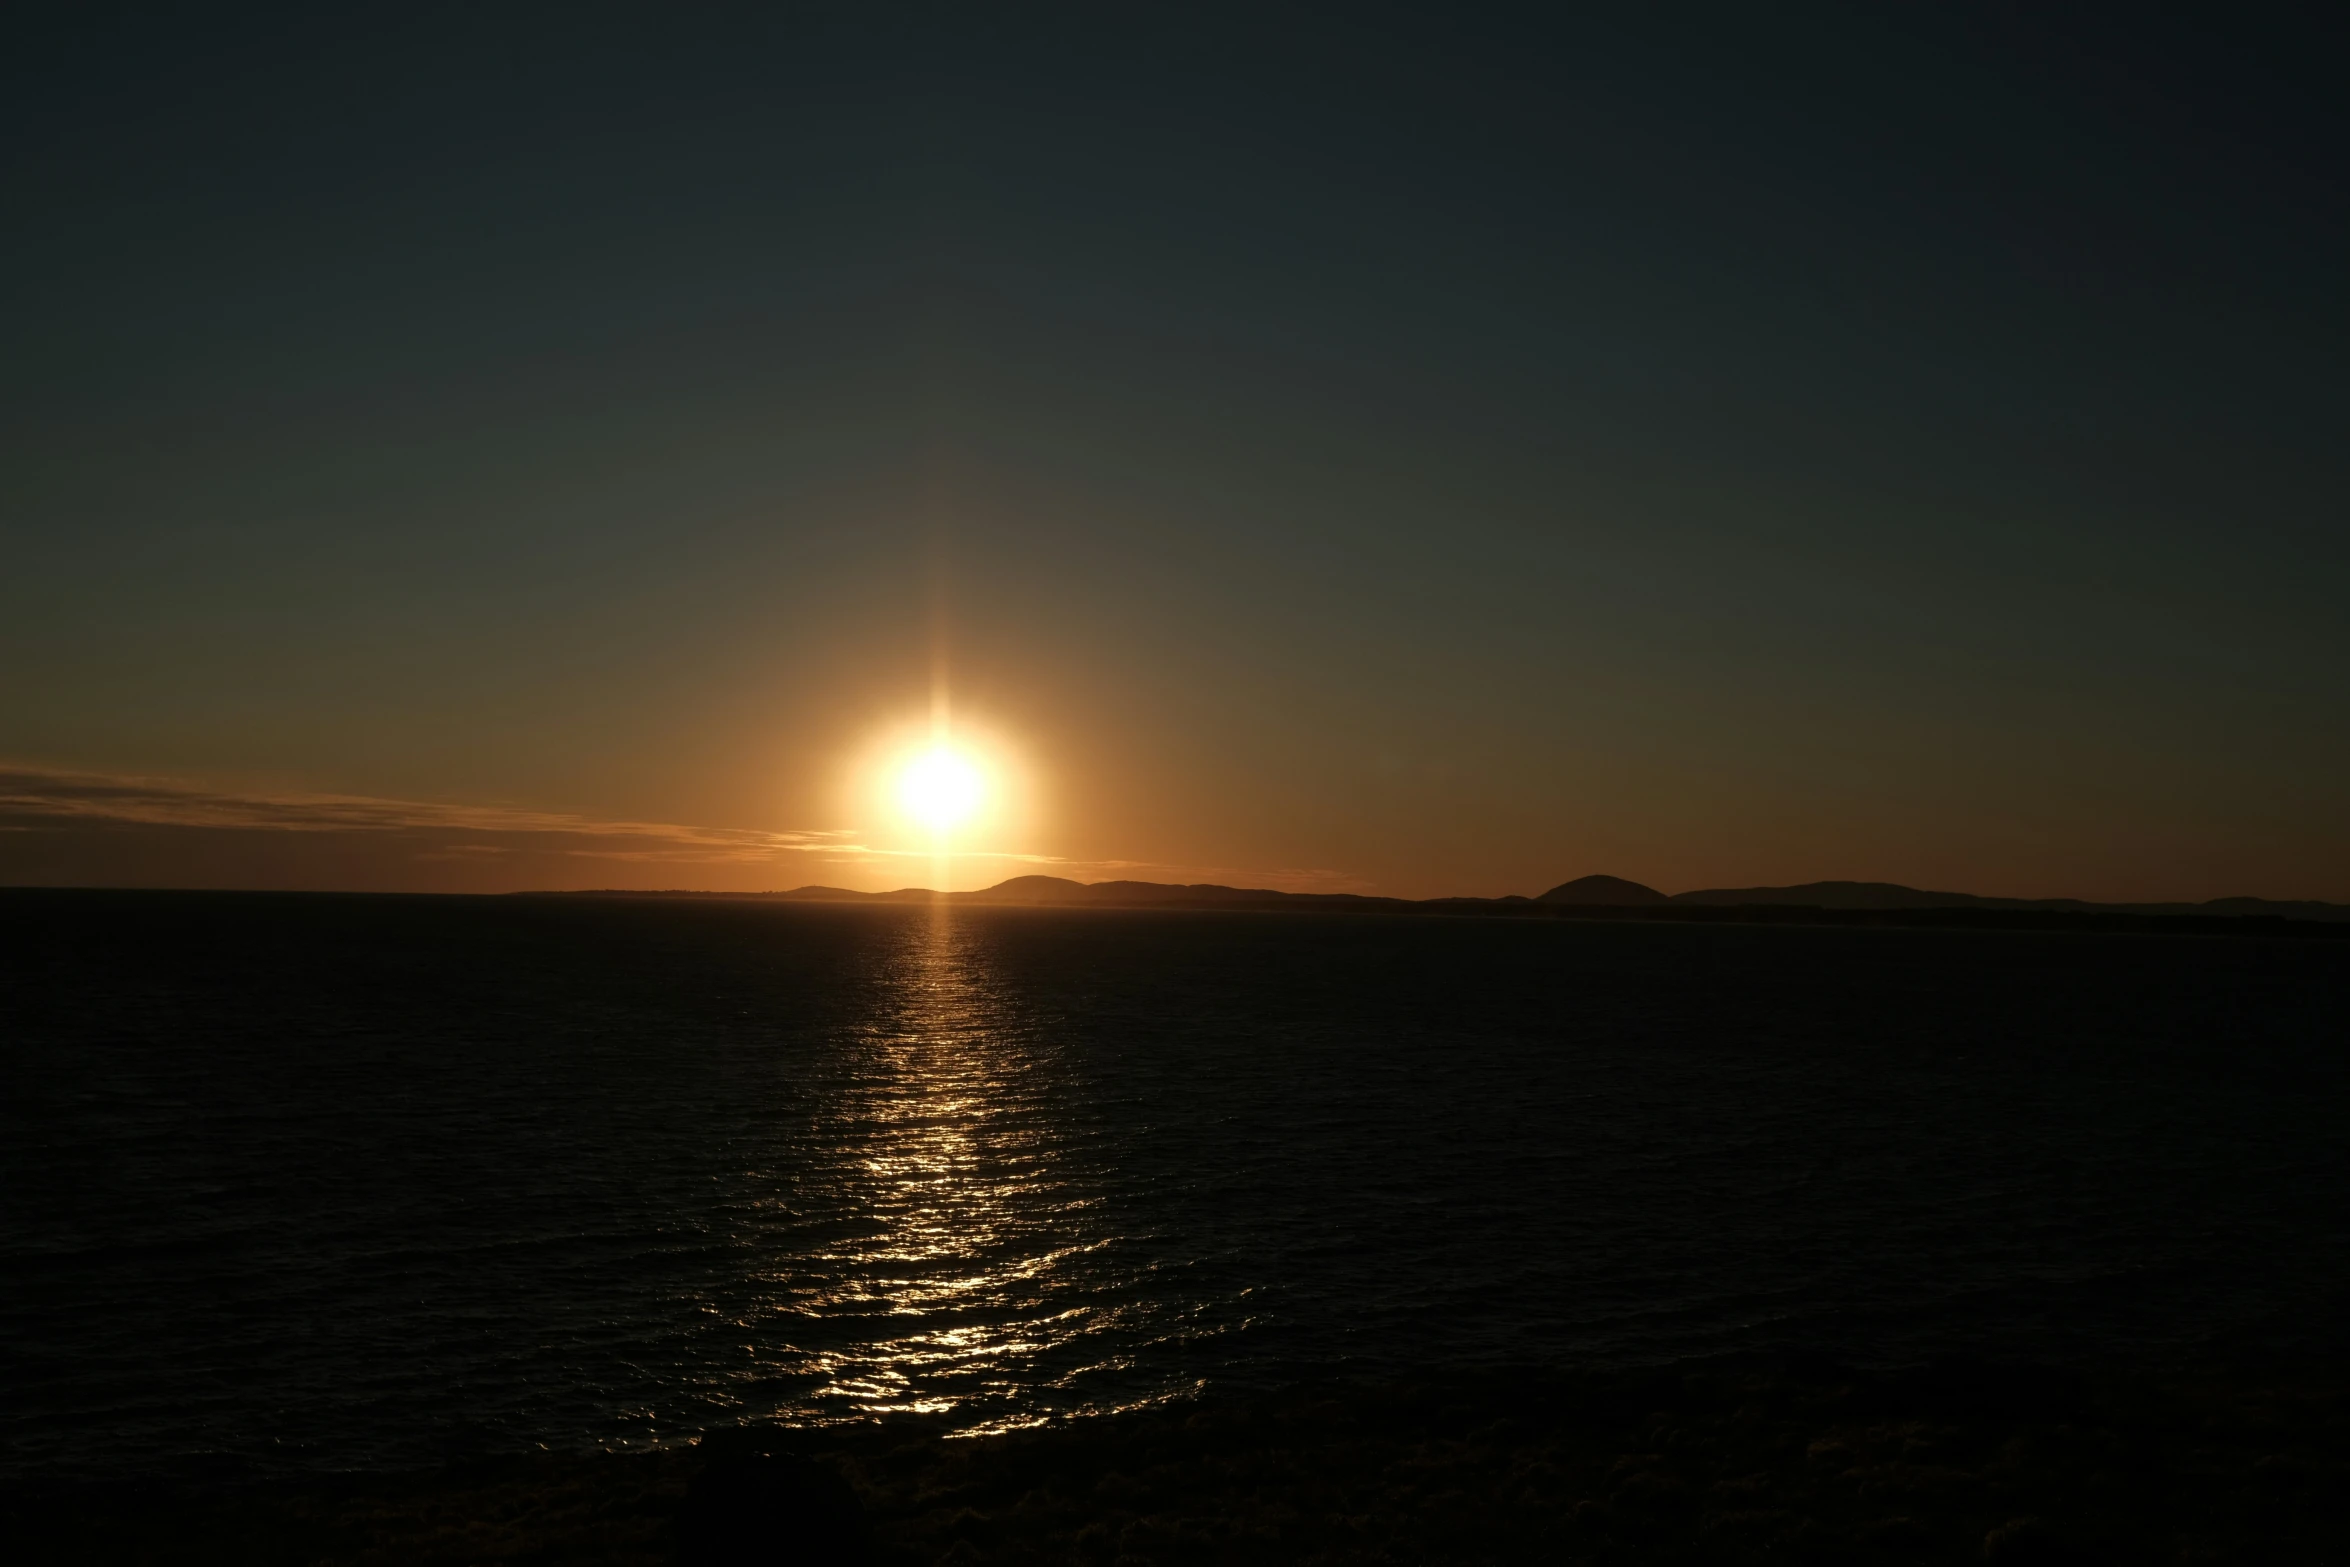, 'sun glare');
898,747,985,831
